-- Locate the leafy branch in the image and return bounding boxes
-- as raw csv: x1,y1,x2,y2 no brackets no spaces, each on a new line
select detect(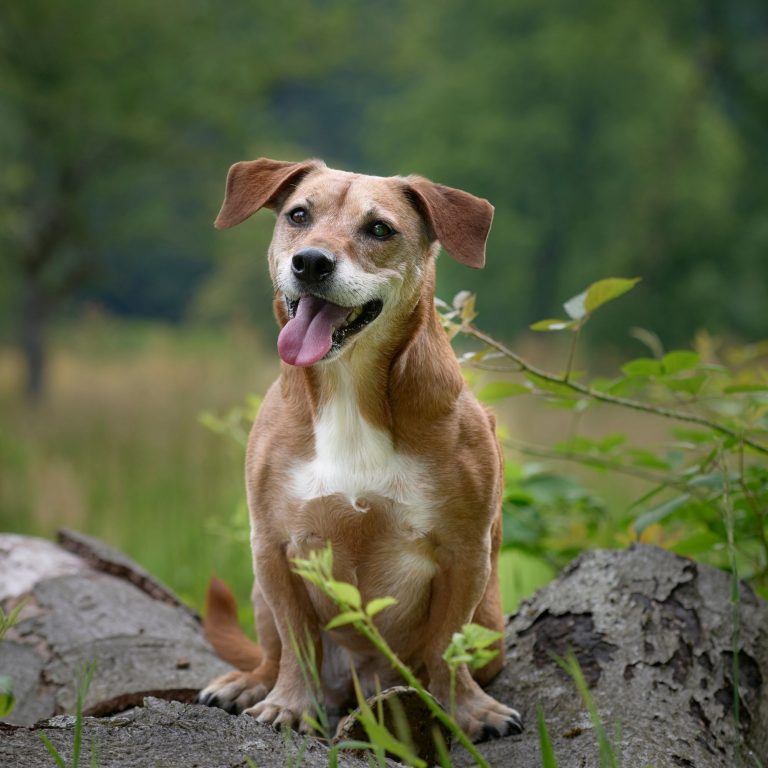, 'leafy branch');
463,322,768,457
443,276,768,590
